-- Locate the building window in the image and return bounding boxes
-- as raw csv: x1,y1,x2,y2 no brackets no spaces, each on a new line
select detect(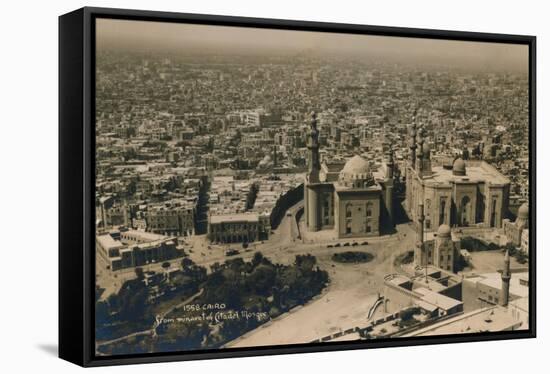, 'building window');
346,204,352,218
439,198,446,226
460,195,471,226
323,195,330,216
366,202,373,217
